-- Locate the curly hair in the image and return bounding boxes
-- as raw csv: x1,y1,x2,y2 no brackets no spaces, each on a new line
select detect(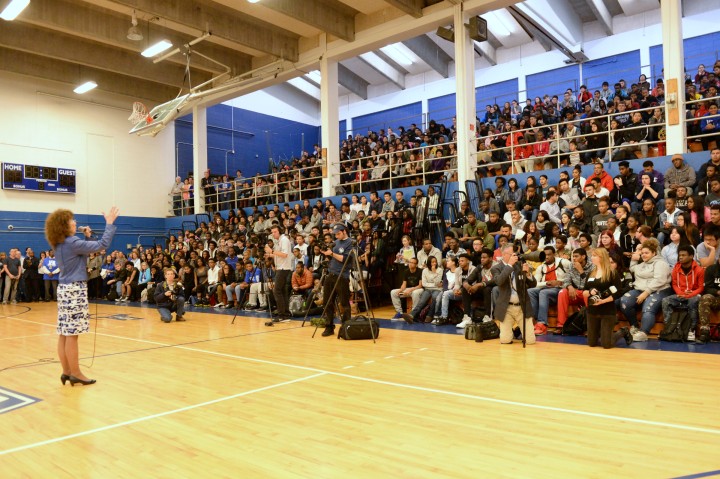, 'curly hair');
45,209,73,248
